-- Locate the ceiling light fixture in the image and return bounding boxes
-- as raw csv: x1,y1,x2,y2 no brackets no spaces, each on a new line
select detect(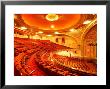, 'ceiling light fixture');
20,27,27,30
46,14,59,21
47,34,52,36
38,31,43,34
83,20,91,24
54,32,60,34
70,28,75,32
51,25,55,28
